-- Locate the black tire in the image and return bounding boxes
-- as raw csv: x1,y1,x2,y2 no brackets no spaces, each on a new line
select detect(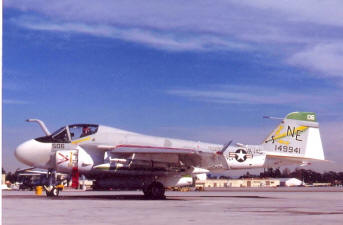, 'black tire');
143,187,152,197
46,187,59,197
147,182,165,199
